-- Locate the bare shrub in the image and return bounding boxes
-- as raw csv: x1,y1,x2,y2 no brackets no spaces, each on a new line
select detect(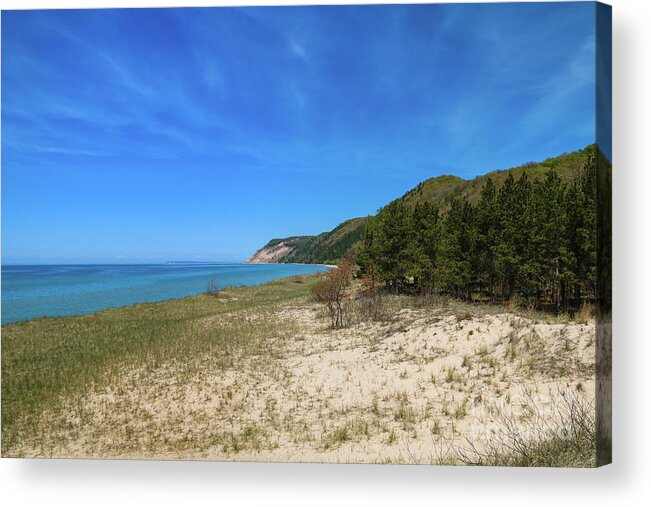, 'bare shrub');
354,293,389,323
352,275,391,323
313,260,356,328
